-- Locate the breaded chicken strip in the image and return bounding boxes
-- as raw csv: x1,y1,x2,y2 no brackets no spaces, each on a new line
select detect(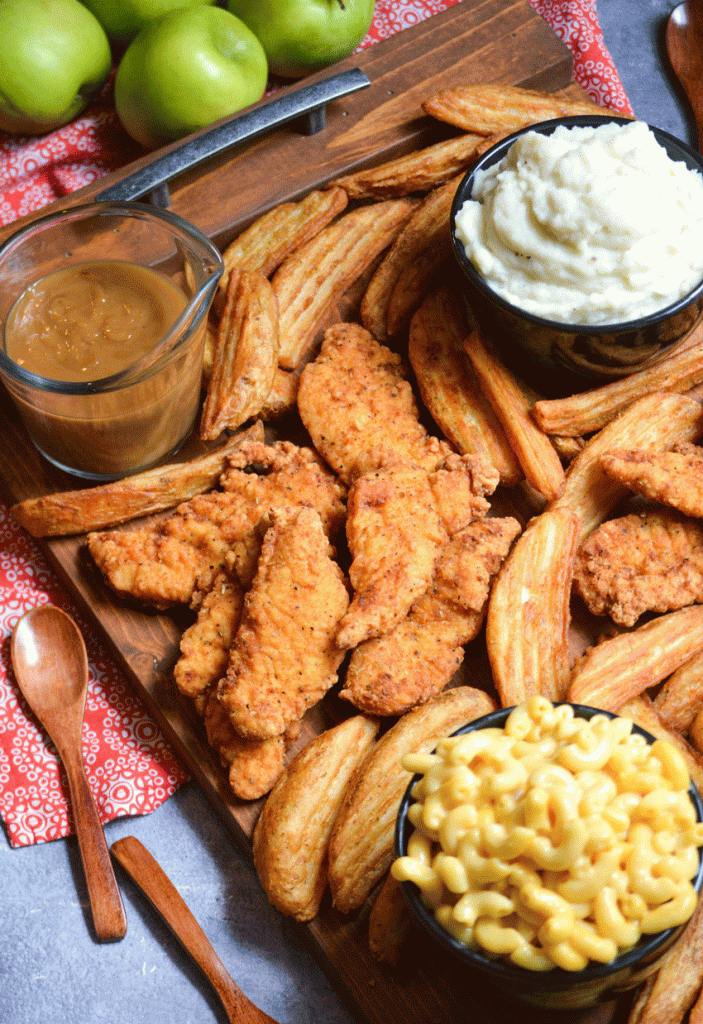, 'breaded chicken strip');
297,322,452,484
336,462,447,650
573,509,703,627
600,443,703,519
173,563,244,706
202,690,301,801
218,507,349,740
88,439,346,609
429,451,499,535
340,516,521,715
